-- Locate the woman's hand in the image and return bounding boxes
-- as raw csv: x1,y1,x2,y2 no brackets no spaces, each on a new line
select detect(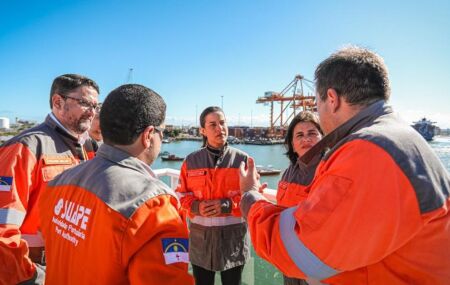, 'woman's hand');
199,200,222,217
